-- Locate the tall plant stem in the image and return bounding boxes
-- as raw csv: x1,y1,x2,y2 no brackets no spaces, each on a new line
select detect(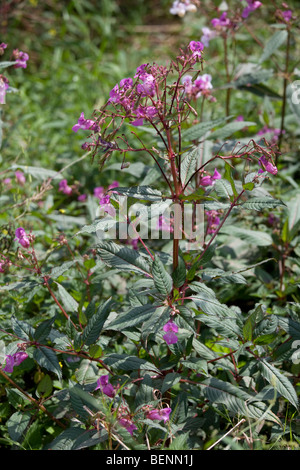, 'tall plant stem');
277,28,291,160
